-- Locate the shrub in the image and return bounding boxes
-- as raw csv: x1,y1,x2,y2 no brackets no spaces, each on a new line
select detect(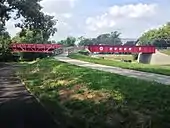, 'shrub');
132,54,138,60
78,50,90,55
